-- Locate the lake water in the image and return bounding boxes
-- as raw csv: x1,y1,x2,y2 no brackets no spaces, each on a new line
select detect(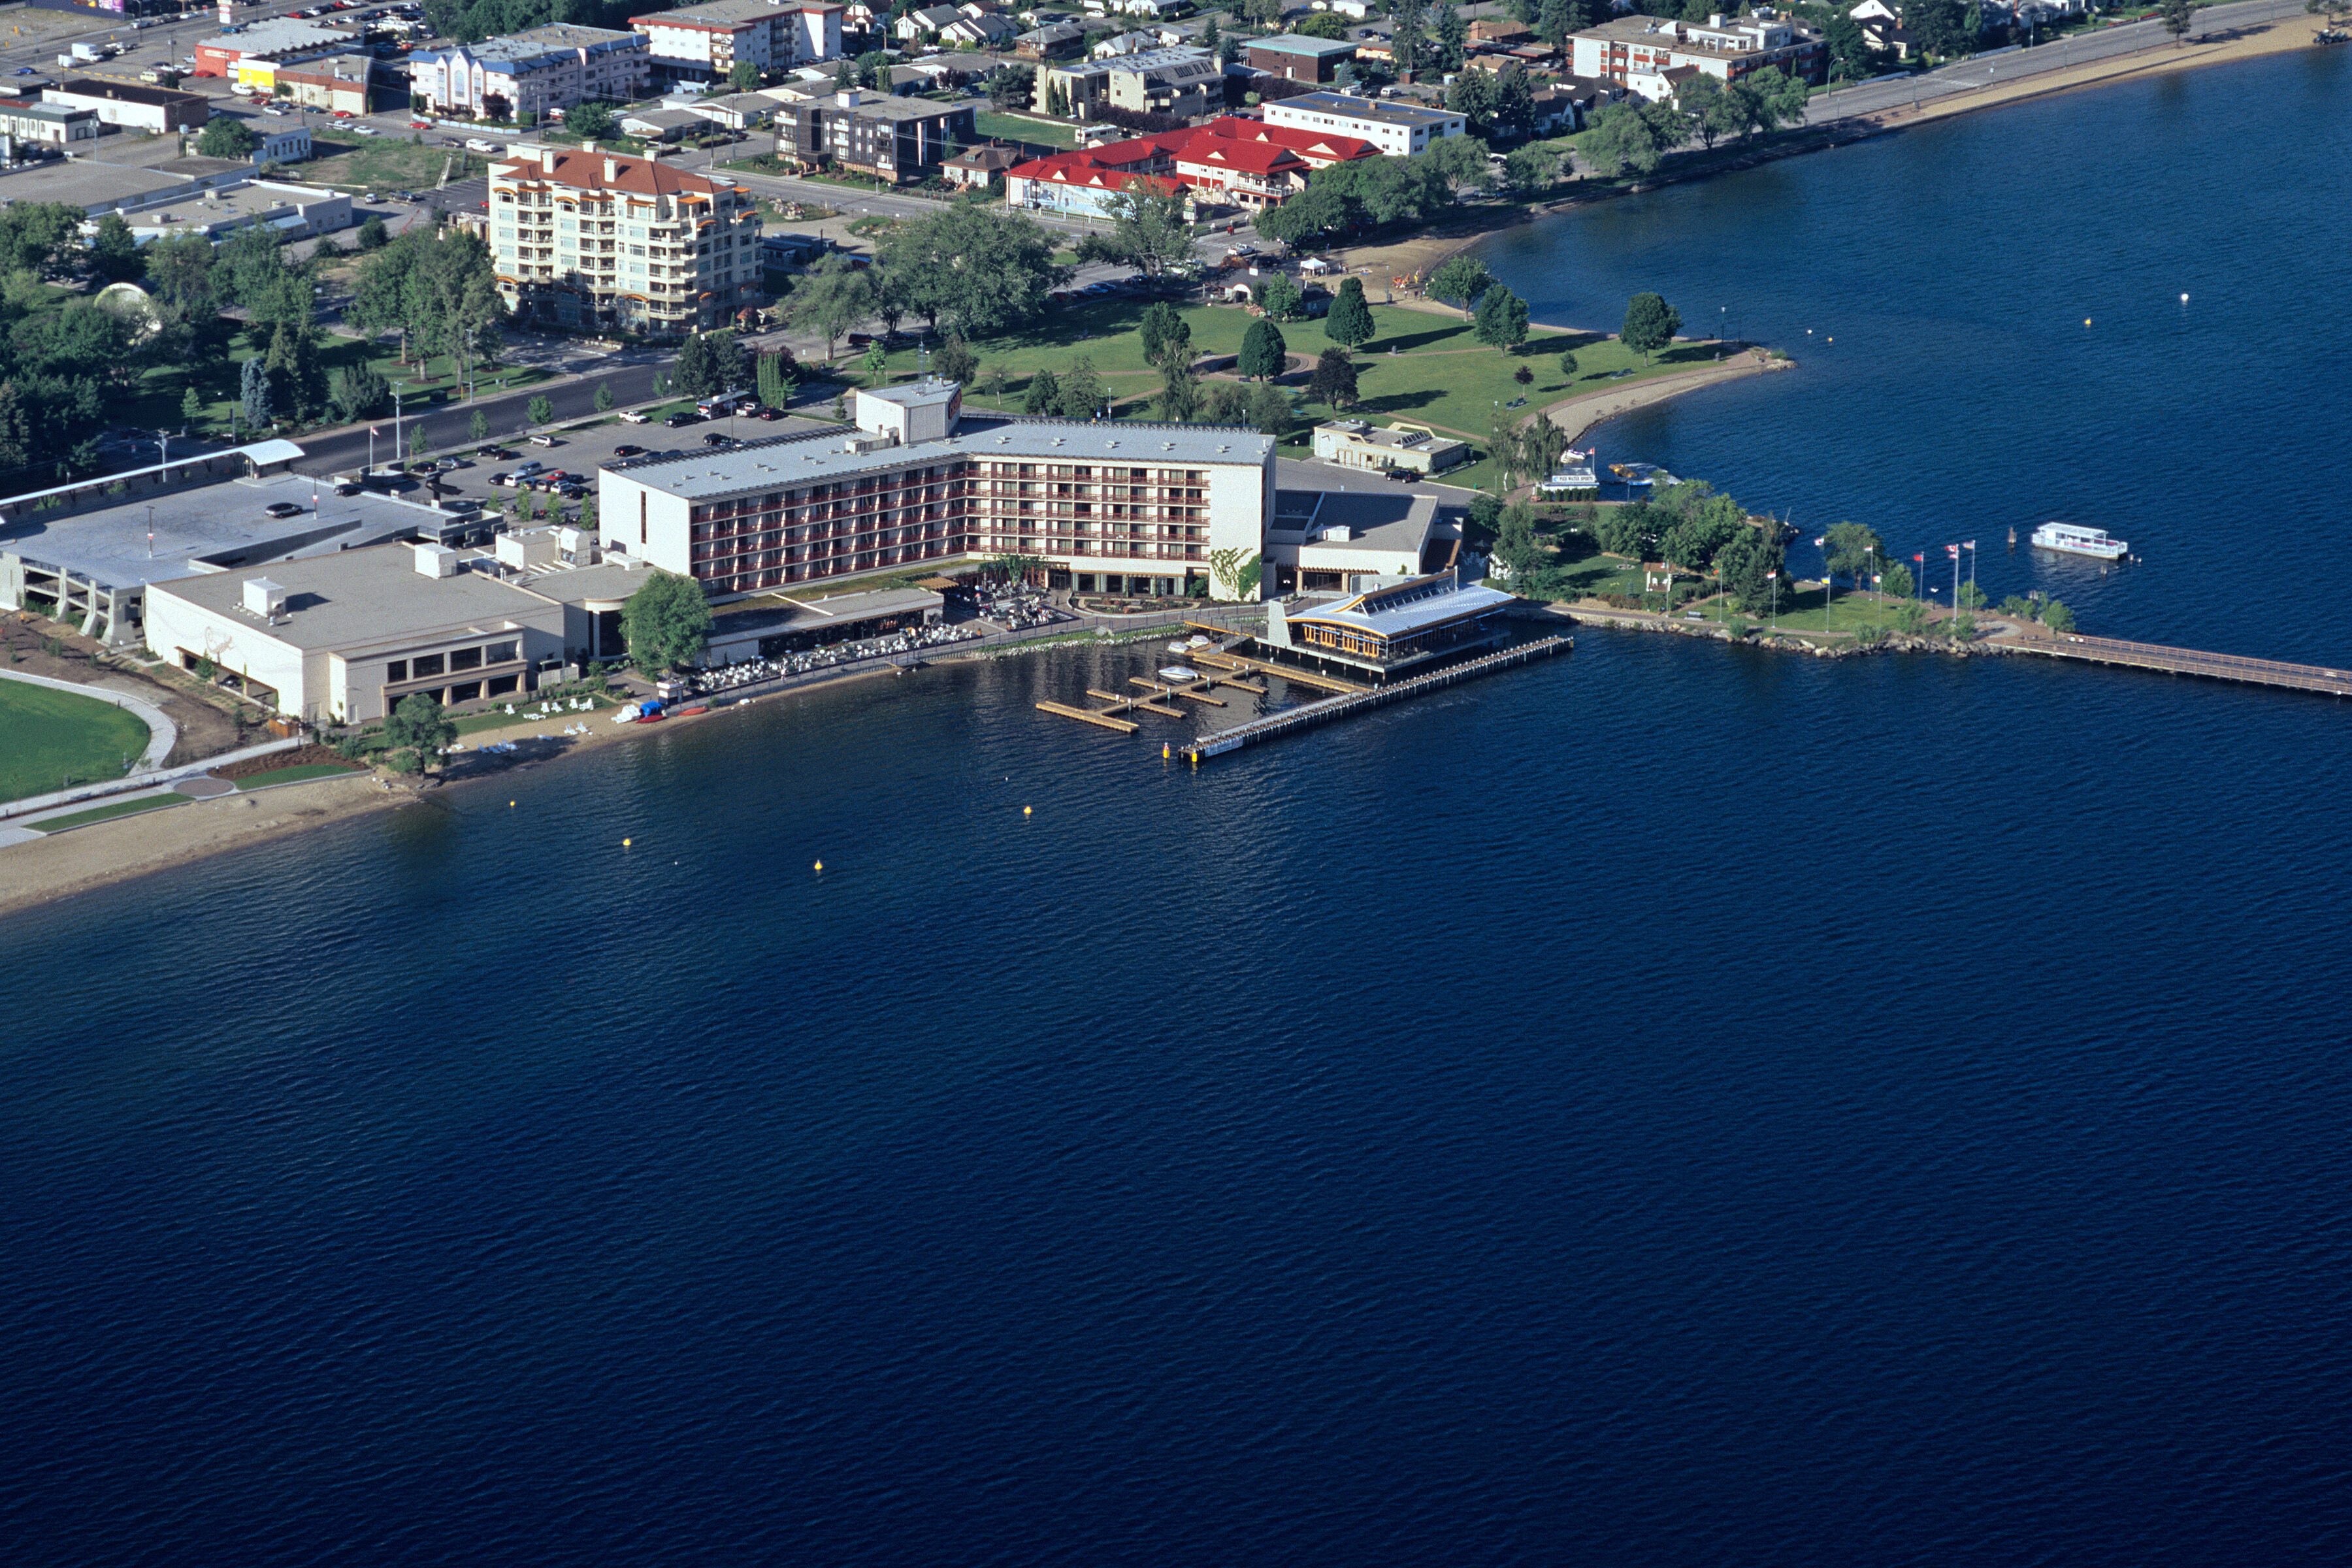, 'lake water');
6,49,2351,1568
